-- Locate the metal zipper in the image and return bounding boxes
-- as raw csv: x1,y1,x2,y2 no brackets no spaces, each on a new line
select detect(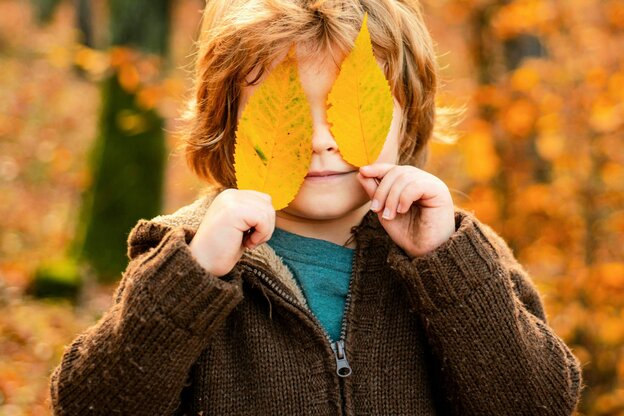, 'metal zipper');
335,249,358,416
241,251,358,413
333,249,358,378
242,263,355,374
